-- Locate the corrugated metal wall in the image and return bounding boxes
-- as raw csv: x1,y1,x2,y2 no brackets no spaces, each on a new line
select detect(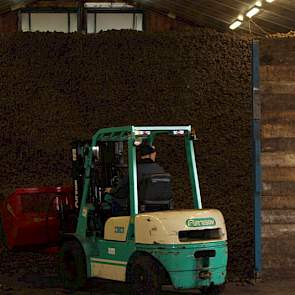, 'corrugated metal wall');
260,38,295,278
